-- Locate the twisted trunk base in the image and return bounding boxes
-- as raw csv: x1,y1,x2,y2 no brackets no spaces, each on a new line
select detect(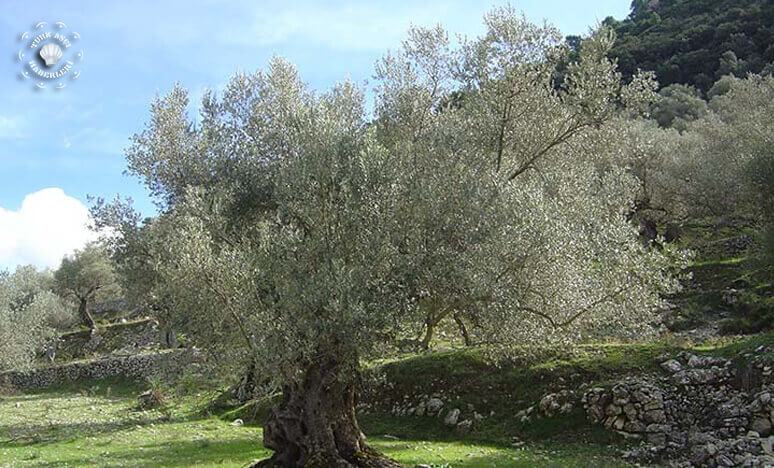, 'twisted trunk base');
252,359,401,468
